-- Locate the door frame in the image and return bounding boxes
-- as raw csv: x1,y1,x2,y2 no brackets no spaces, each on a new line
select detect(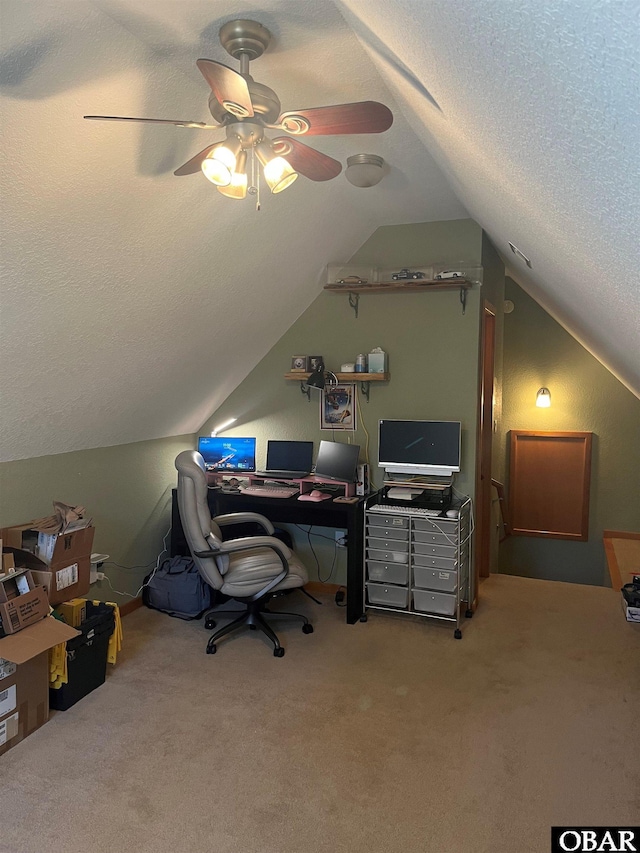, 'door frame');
473,300,497,603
